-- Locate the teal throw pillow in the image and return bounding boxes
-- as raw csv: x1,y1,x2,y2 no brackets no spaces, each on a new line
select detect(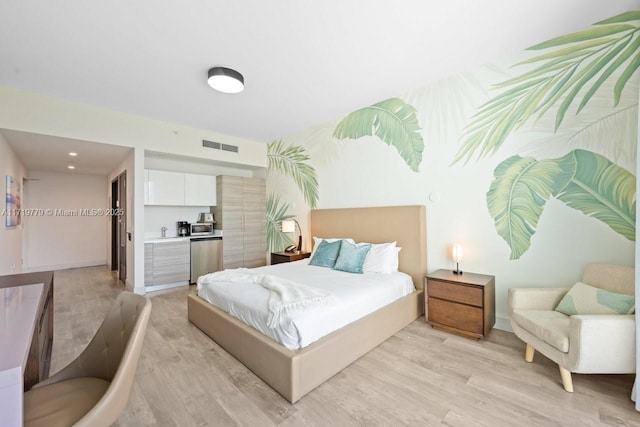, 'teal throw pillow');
333,241,371,274
555,281,635,316
309,239,342,268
